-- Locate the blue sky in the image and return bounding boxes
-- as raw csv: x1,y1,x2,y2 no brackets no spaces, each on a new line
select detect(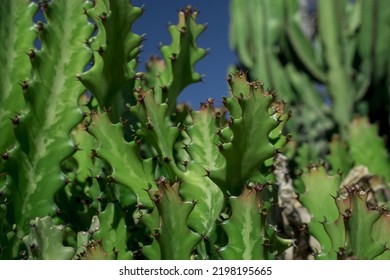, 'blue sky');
34,1,236,109
131,0,237,109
